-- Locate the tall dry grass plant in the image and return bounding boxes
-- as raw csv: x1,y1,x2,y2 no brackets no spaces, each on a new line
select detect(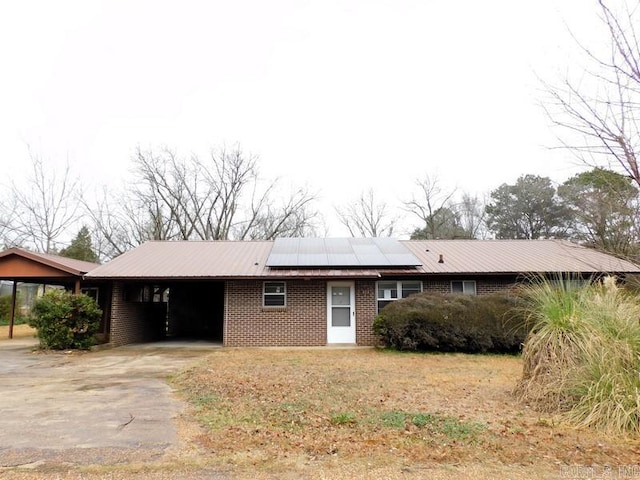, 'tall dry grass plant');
515,275,640,435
